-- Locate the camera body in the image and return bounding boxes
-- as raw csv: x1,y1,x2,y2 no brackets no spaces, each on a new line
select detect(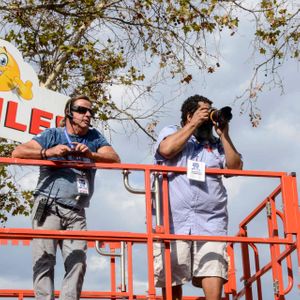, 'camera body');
208,106,232,129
